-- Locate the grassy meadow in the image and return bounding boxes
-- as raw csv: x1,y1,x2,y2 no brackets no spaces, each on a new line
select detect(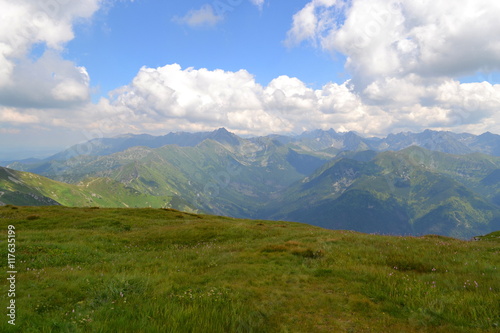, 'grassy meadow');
0,205,499,332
